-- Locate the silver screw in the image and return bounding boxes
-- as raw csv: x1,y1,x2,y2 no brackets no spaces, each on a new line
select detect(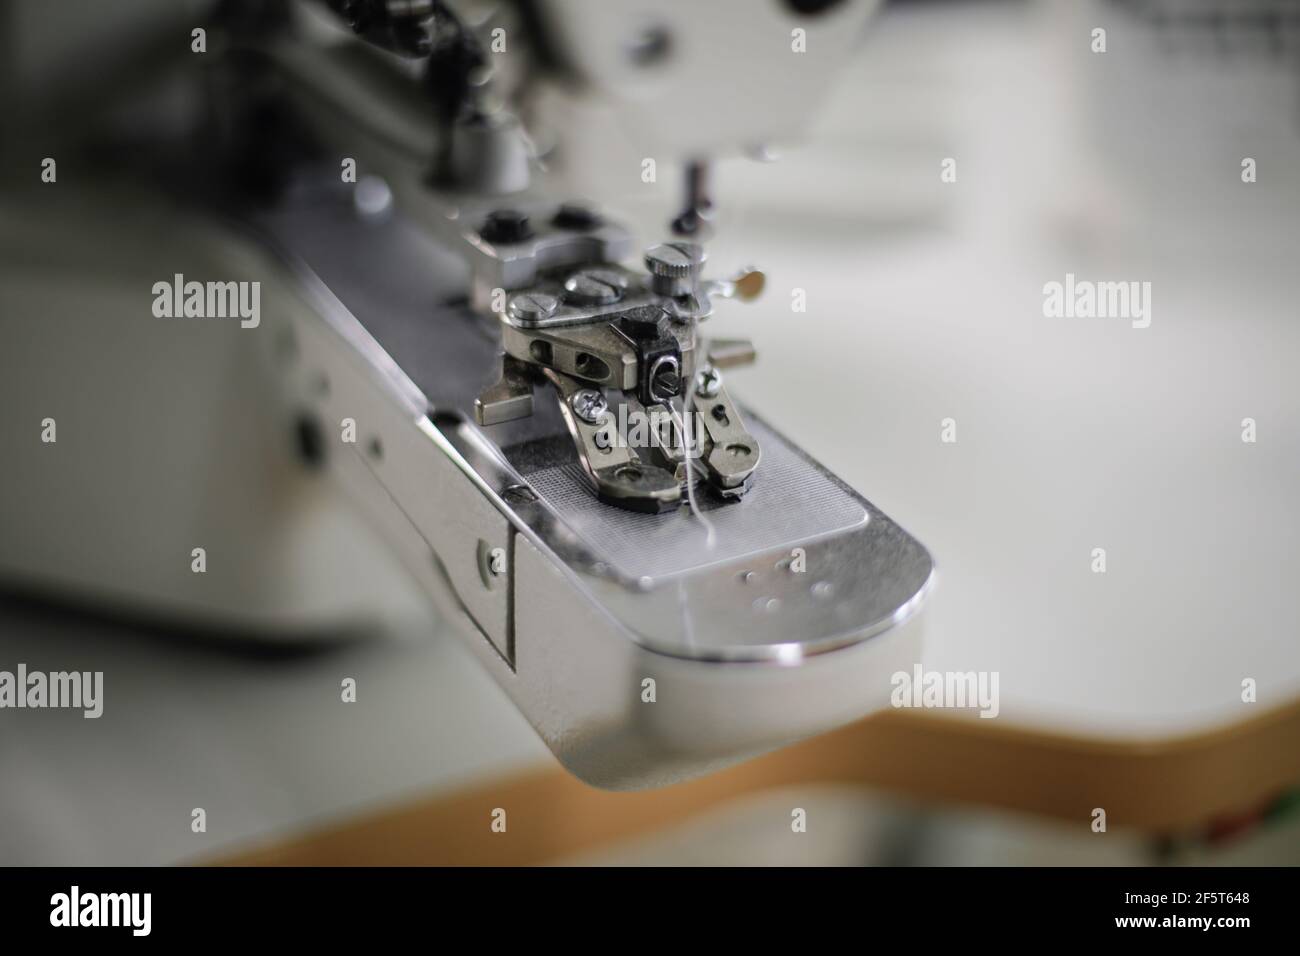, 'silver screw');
570,388,608,424
694,365,722,398
645,242,706,298
508,292,558,322
563,269,627,305
353,175,393,220
644,242,705,277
